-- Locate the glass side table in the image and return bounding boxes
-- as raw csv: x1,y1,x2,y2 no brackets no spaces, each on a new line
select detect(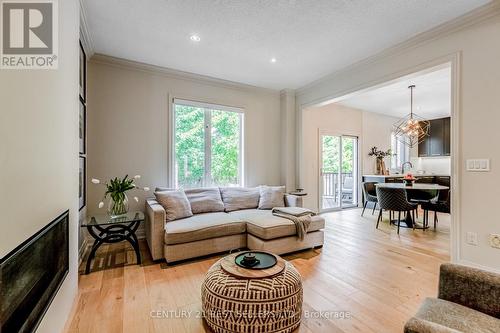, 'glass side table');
81,211,144,274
